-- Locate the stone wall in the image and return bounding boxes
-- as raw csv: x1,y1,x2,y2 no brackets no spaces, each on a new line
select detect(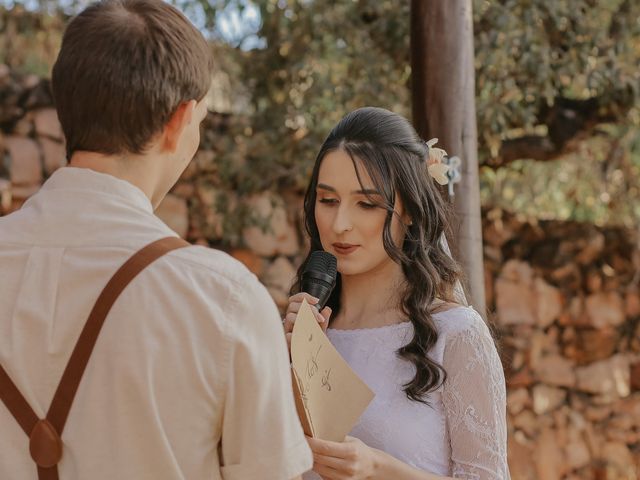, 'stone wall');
485,211,640,479
1,68,638,479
